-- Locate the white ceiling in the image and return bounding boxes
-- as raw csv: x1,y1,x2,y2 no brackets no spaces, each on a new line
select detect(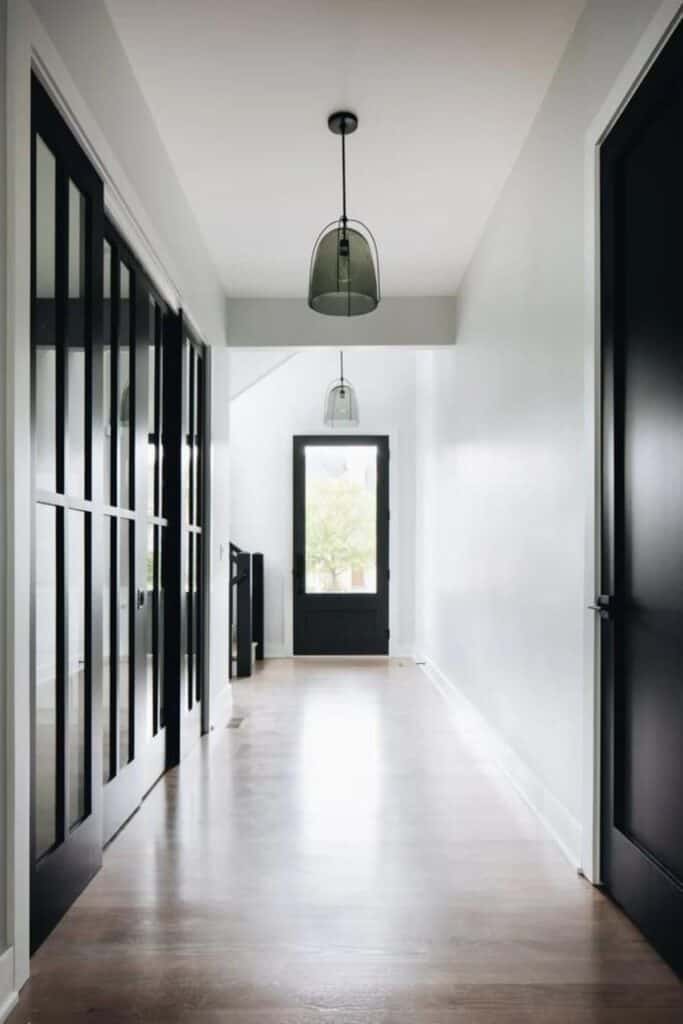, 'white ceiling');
106,0,584,298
